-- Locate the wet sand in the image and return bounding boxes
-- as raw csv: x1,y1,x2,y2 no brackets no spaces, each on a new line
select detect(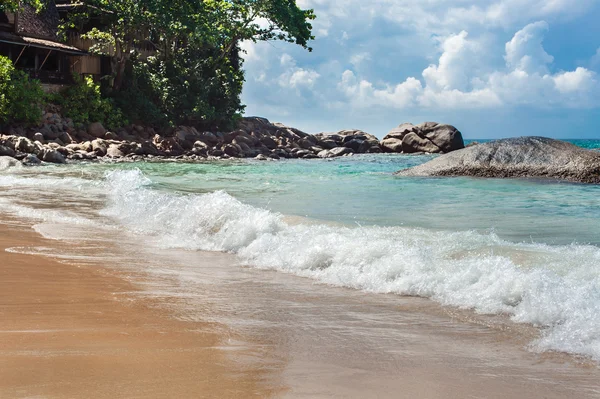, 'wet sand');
2,216,600,398
0,222,277,398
